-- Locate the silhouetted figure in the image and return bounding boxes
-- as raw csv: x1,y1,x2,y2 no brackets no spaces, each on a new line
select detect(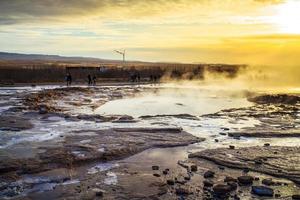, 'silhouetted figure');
66,73,72,86
137,73,141,82
150,75,153,82
92,75,97,86
87,74,92,86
